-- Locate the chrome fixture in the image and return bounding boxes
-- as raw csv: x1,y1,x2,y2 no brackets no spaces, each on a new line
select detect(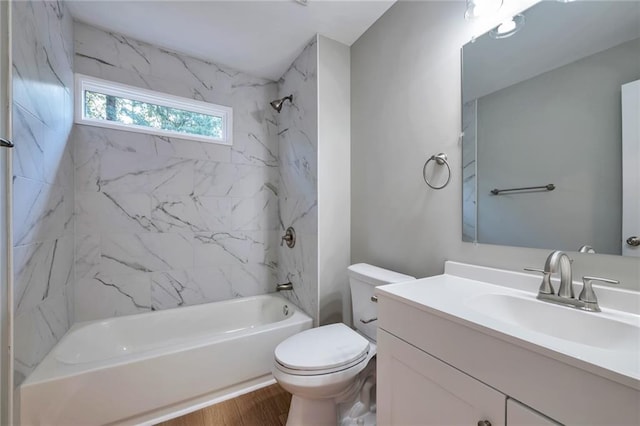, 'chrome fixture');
525,250,619,312
578,245,596,254
360,295,380,323
422,153,451,190
546,250,574,297
489,14,525,39
626,236,640,247
270,95,293,113
276,282,293,292
281,226,296,248
464,0,503,20
0,137,13,148
579,277,619,312
523,267,553,295
490,183,555,195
